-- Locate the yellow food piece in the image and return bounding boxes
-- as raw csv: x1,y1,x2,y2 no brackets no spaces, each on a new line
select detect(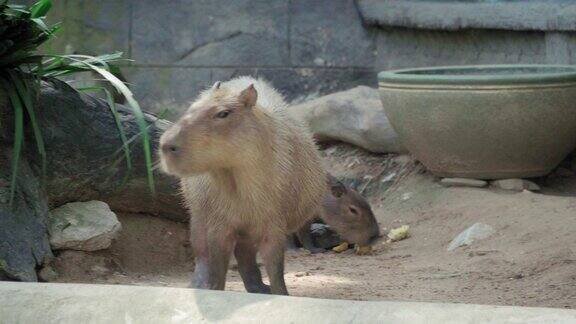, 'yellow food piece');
354,245,373,255
387,225,410,242
332,242,349,253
